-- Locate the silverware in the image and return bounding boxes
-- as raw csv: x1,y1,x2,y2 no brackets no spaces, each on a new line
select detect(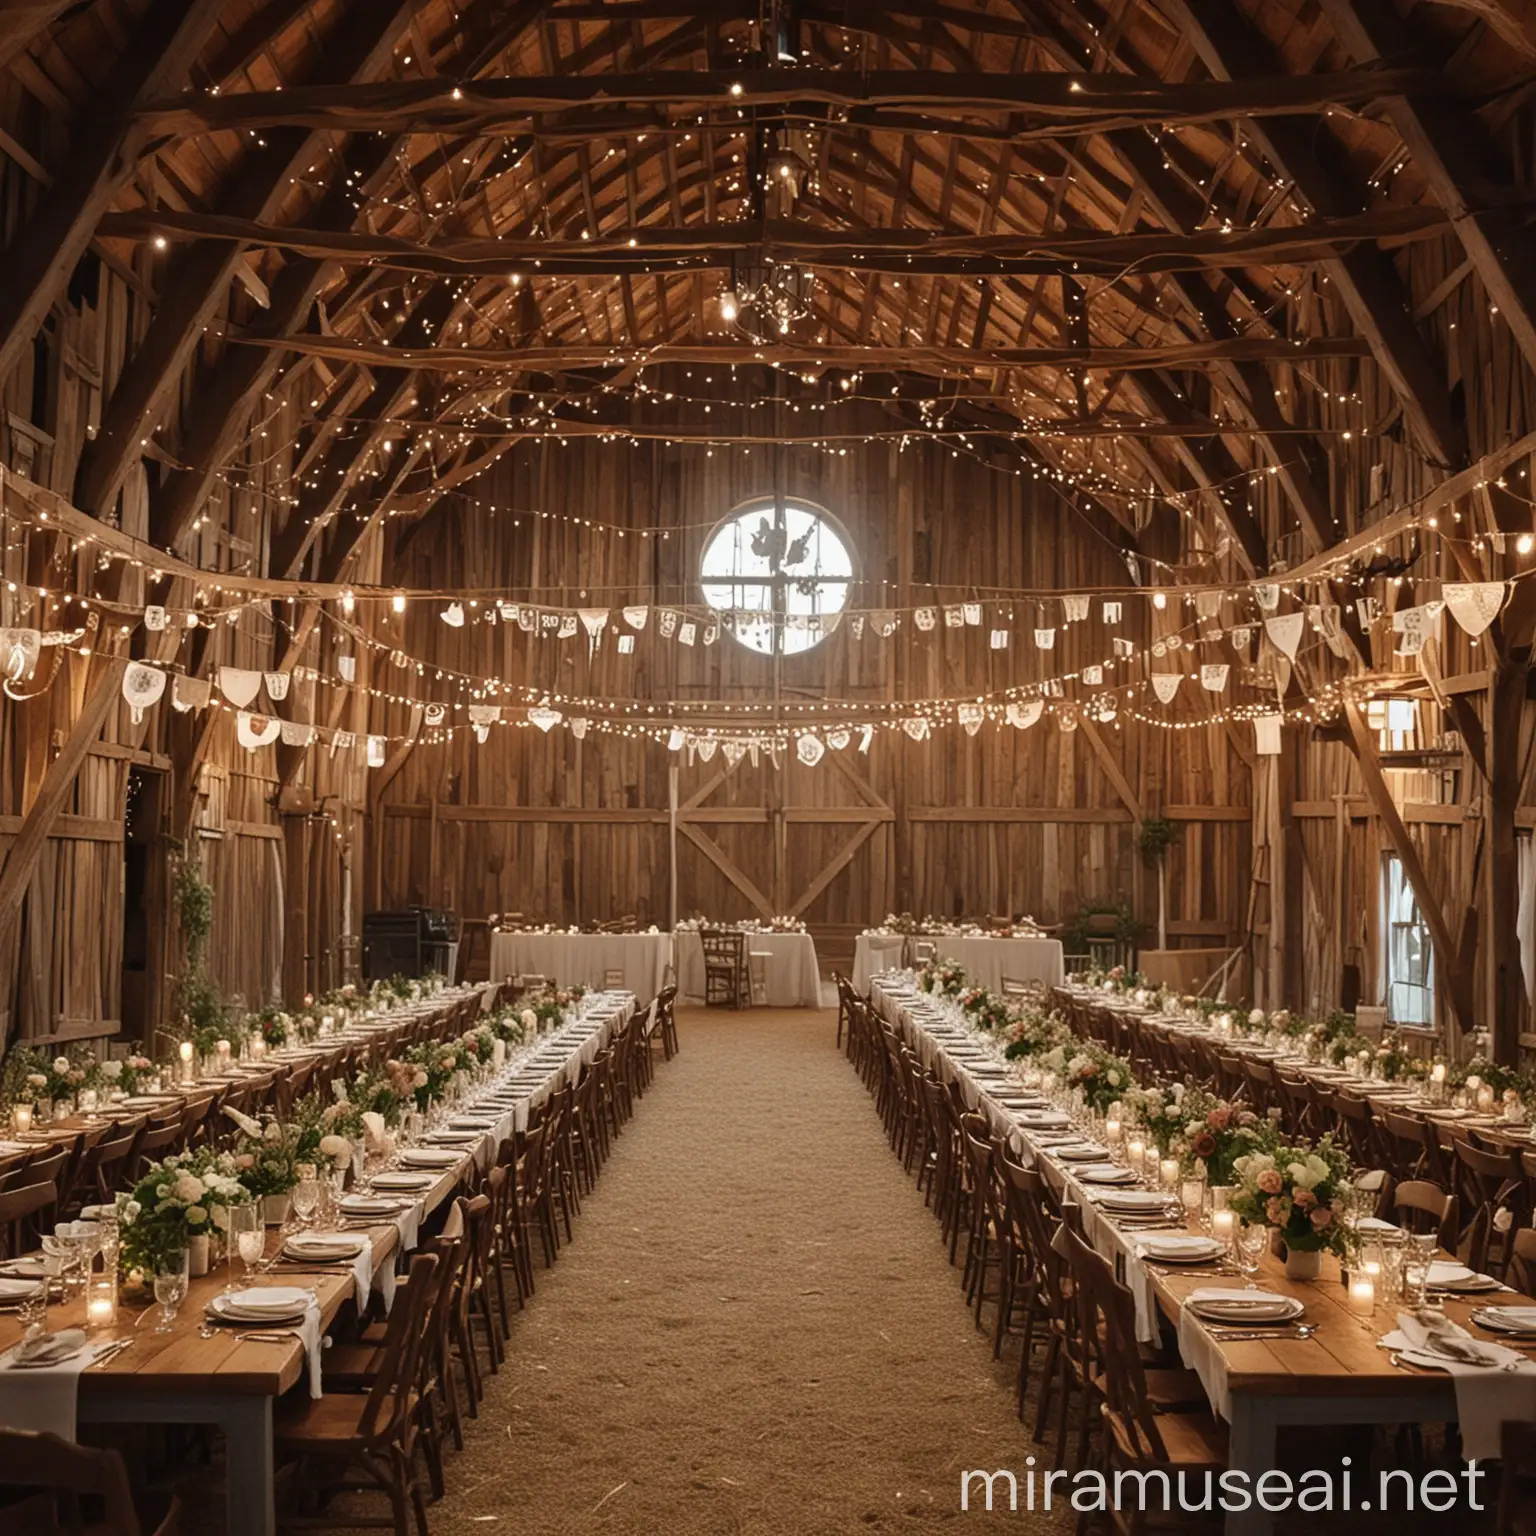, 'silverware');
88,1338,133,1369
1206,1323,1318,1341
